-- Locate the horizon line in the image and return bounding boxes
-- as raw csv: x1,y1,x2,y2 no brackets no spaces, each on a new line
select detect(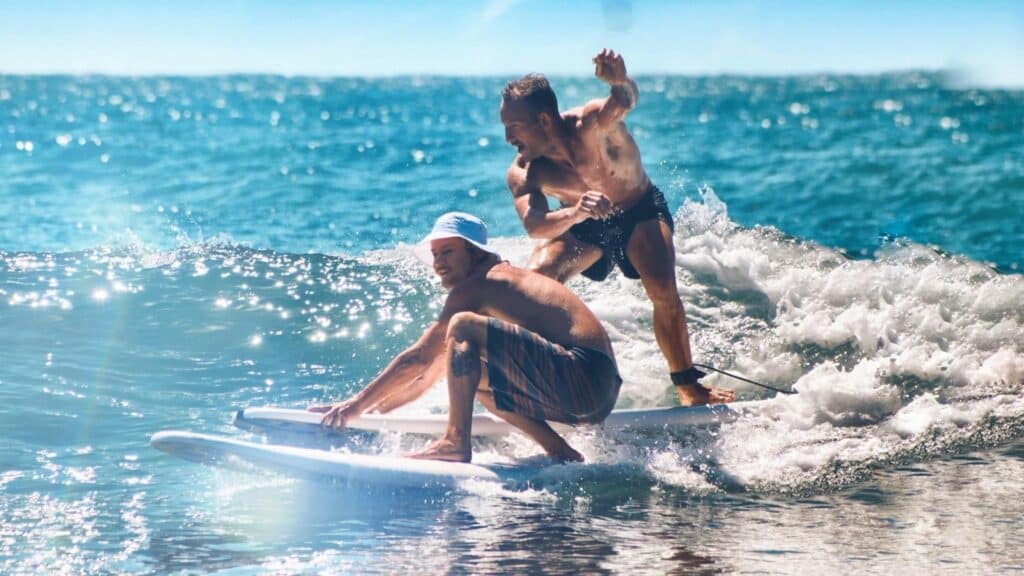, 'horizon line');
0,66,976,79
2,67,1017,89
